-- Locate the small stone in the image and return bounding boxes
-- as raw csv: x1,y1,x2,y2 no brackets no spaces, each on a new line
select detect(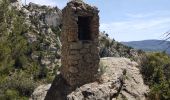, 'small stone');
69,67,78,73
86,58,93,63
68,54,81,60
84,54,92,60
70,42,82,49
80,49,88,54
77,7,82,10
70,50,79,55
83,44,90,48
69,60,78,65
71,7,76,11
